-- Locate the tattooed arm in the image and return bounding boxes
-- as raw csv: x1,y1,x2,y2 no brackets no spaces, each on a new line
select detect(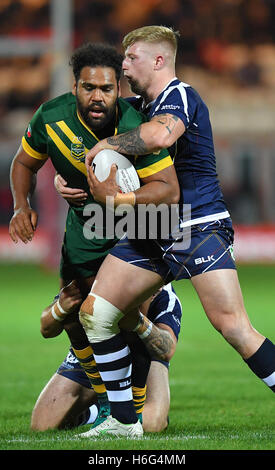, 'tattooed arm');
85,113,185,169
120,297,178,362
138,319,177,363
143,323,176,362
